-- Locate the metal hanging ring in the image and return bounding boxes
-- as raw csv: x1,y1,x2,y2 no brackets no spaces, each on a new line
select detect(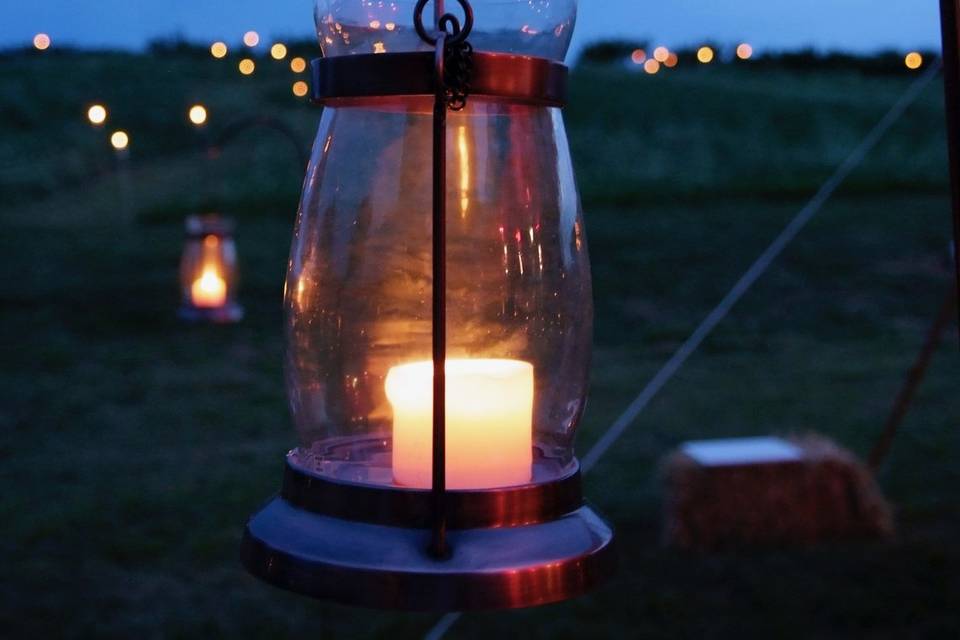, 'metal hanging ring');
414,0,474,46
